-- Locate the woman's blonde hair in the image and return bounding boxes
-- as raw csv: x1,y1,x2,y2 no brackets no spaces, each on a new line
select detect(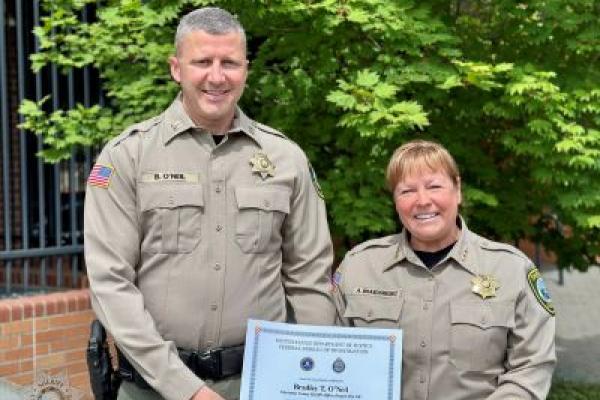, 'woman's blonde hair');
386,140,460,191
